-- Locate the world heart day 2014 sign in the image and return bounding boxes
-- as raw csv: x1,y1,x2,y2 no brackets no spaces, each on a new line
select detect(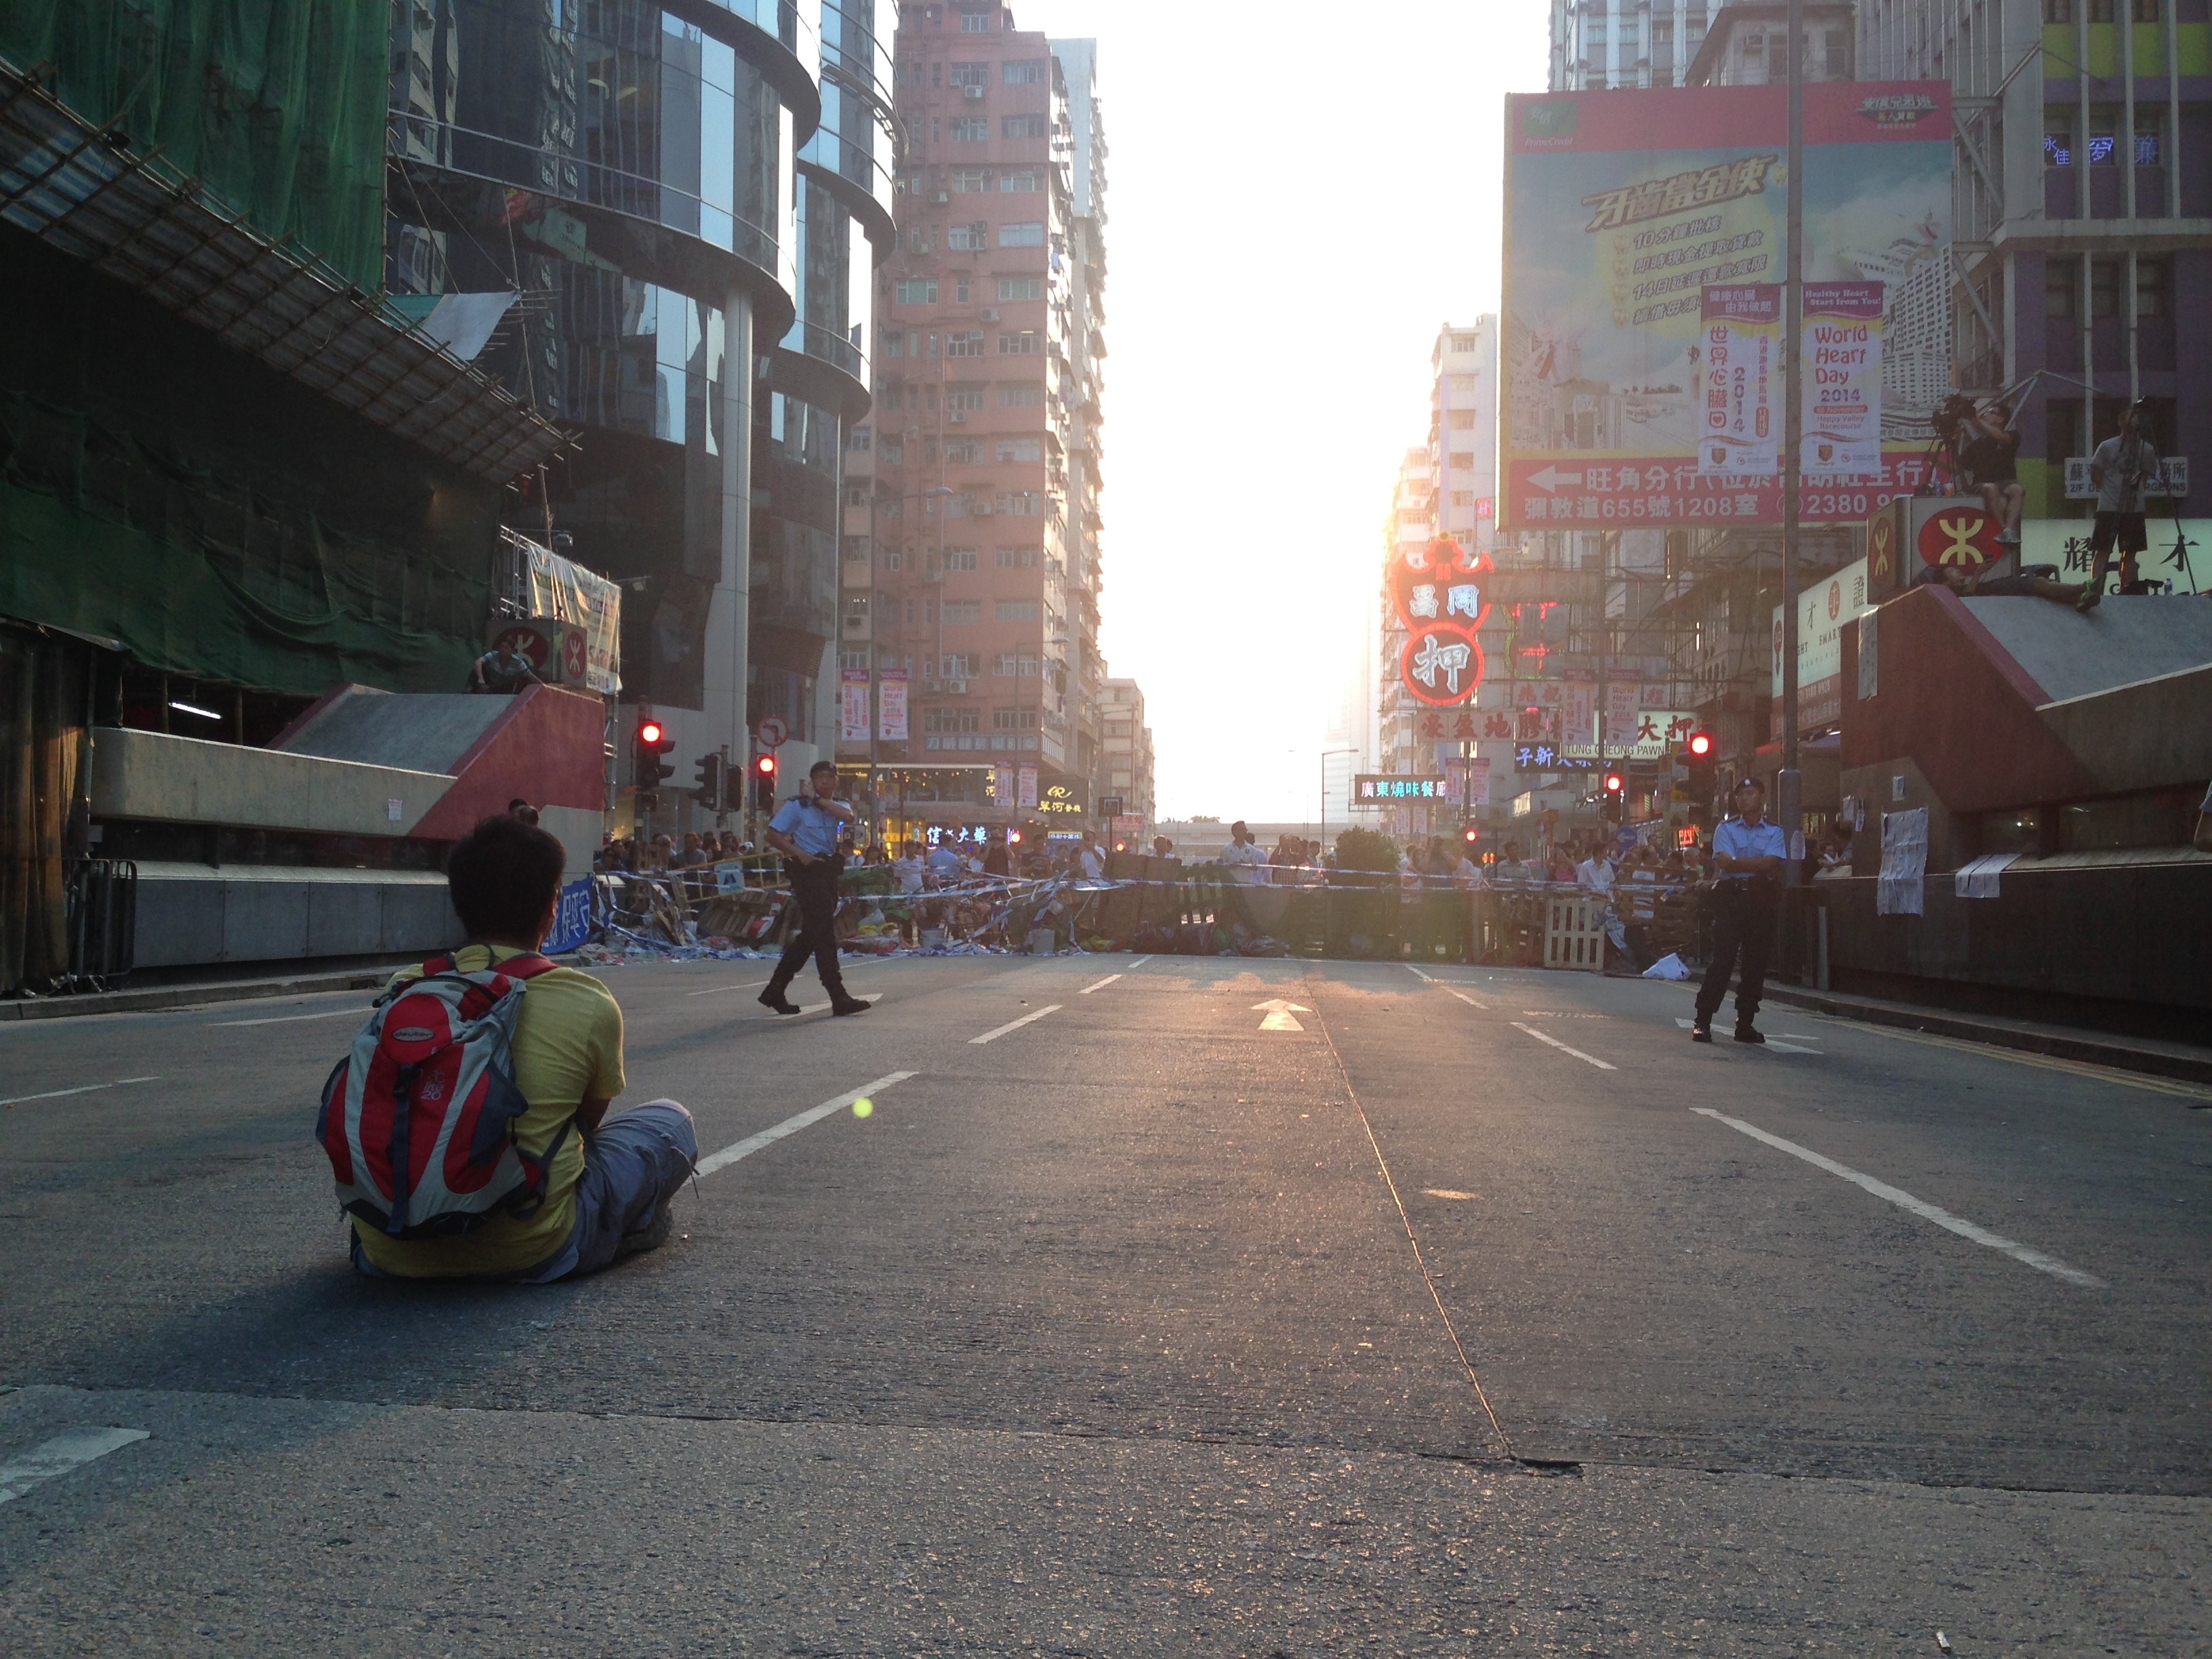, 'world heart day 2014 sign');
1501,81,1951,530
